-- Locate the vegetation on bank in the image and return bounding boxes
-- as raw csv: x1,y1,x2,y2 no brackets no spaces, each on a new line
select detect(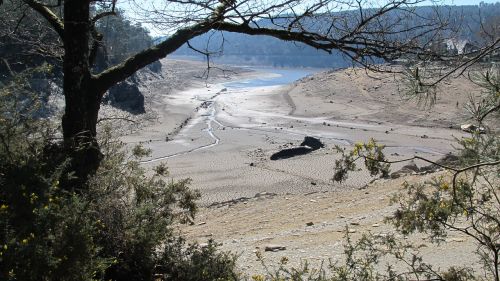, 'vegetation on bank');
0,73,239,280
